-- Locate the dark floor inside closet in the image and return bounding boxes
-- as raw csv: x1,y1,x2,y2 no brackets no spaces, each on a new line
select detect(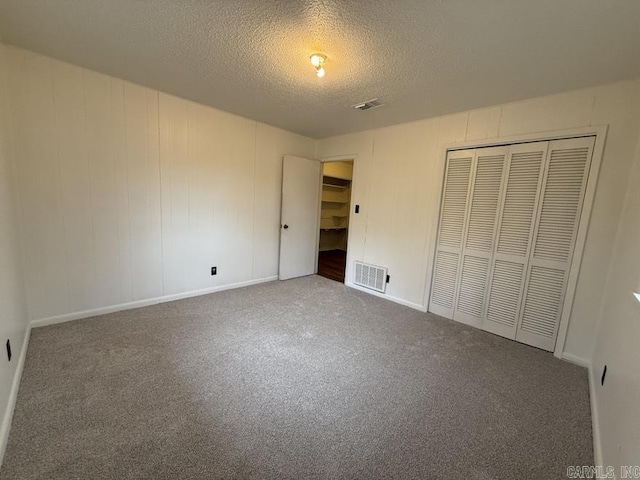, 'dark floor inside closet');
317,249,346,283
